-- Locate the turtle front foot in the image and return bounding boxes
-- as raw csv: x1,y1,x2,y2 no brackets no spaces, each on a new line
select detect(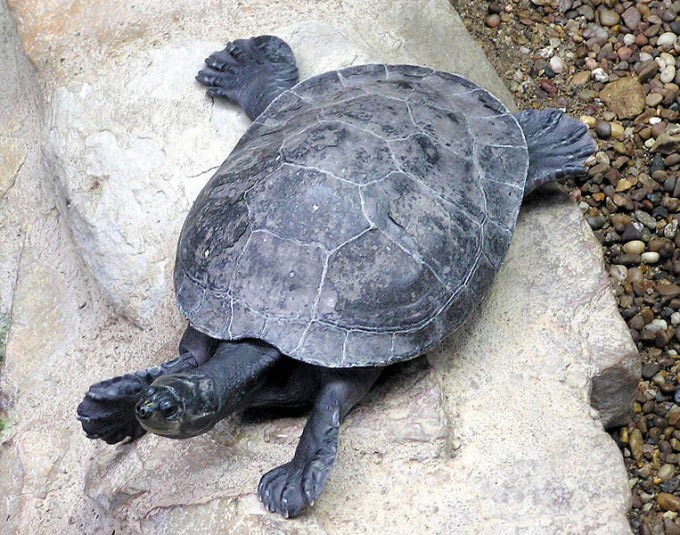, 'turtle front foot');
257,447,336,518
76,372,149,444
196,35,298,120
